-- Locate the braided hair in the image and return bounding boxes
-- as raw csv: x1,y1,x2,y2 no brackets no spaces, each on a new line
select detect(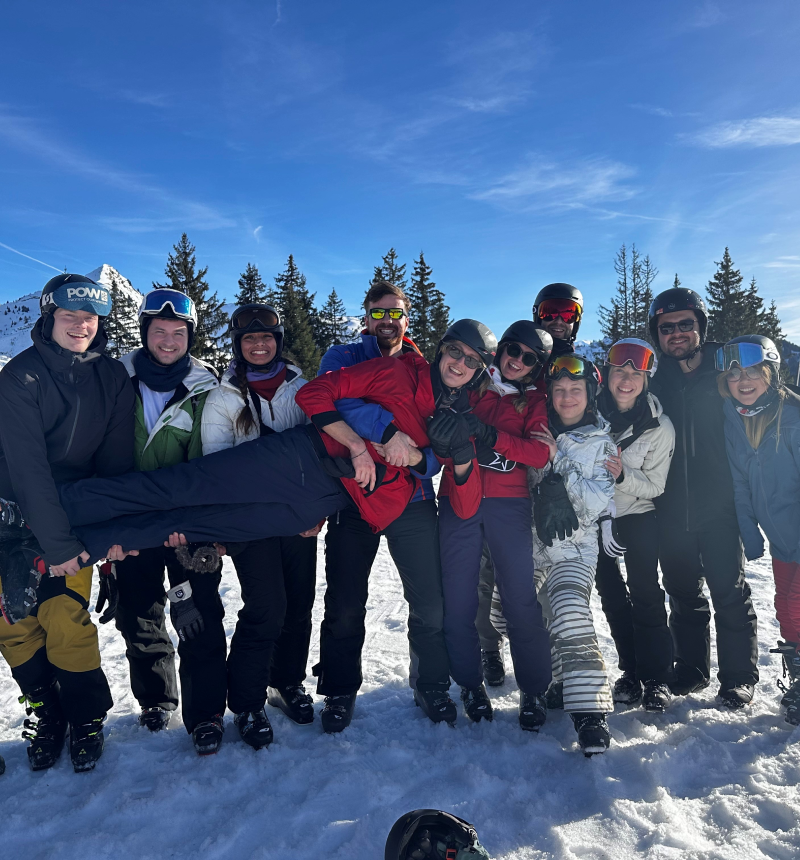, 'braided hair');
232,361,258,436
